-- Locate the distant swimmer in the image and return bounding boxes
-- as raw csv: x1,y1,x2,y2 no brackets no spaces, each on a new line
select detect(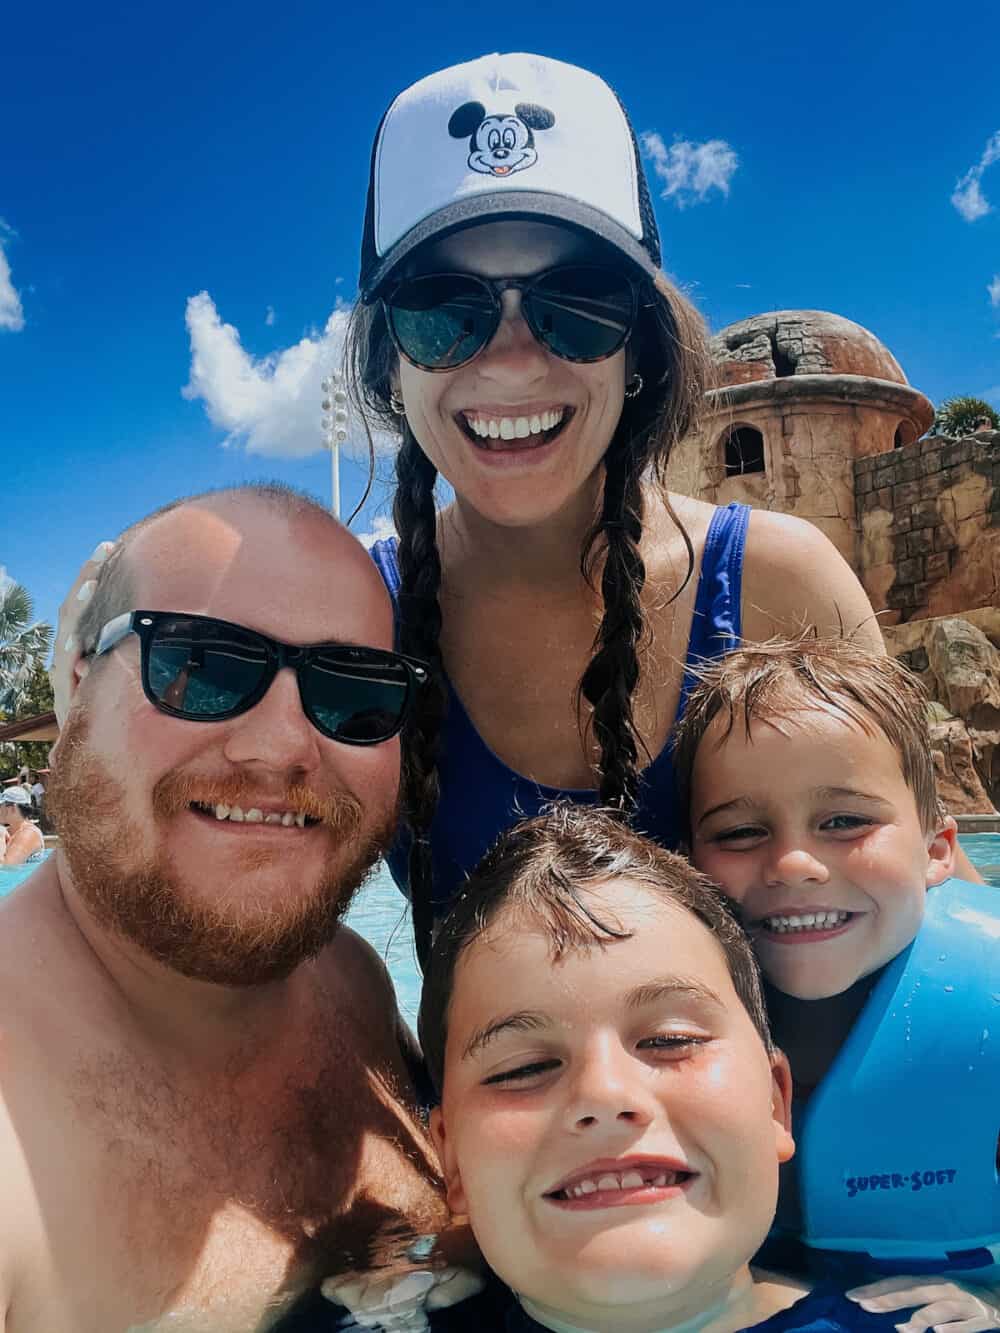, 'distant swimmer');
0,785,44,865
